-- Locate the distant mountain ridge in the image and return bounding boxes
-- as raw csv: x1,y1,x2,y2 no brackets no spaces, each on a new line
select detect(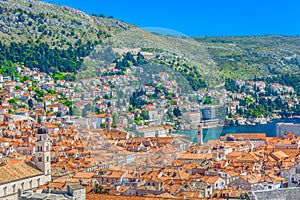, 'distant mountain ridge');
195,35,300,79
